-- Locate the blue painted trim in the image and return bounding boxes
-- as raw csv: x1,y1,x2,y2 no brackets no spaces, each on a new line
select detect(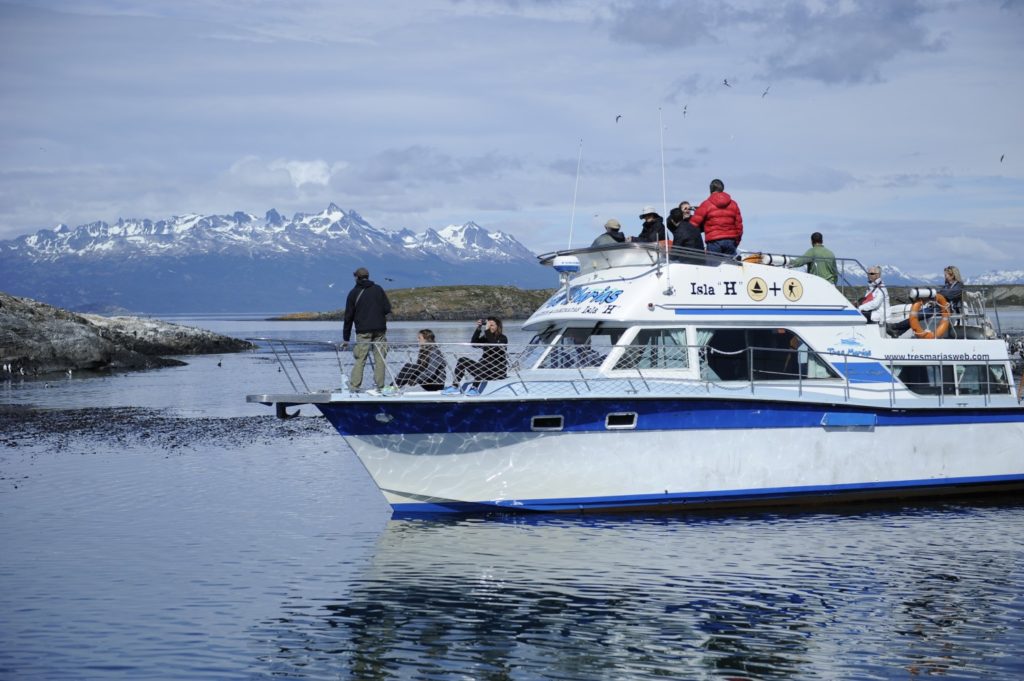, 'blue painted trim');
673,308,863,316
390,473,1024,515
833,362,894,383
319,397,1024,436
